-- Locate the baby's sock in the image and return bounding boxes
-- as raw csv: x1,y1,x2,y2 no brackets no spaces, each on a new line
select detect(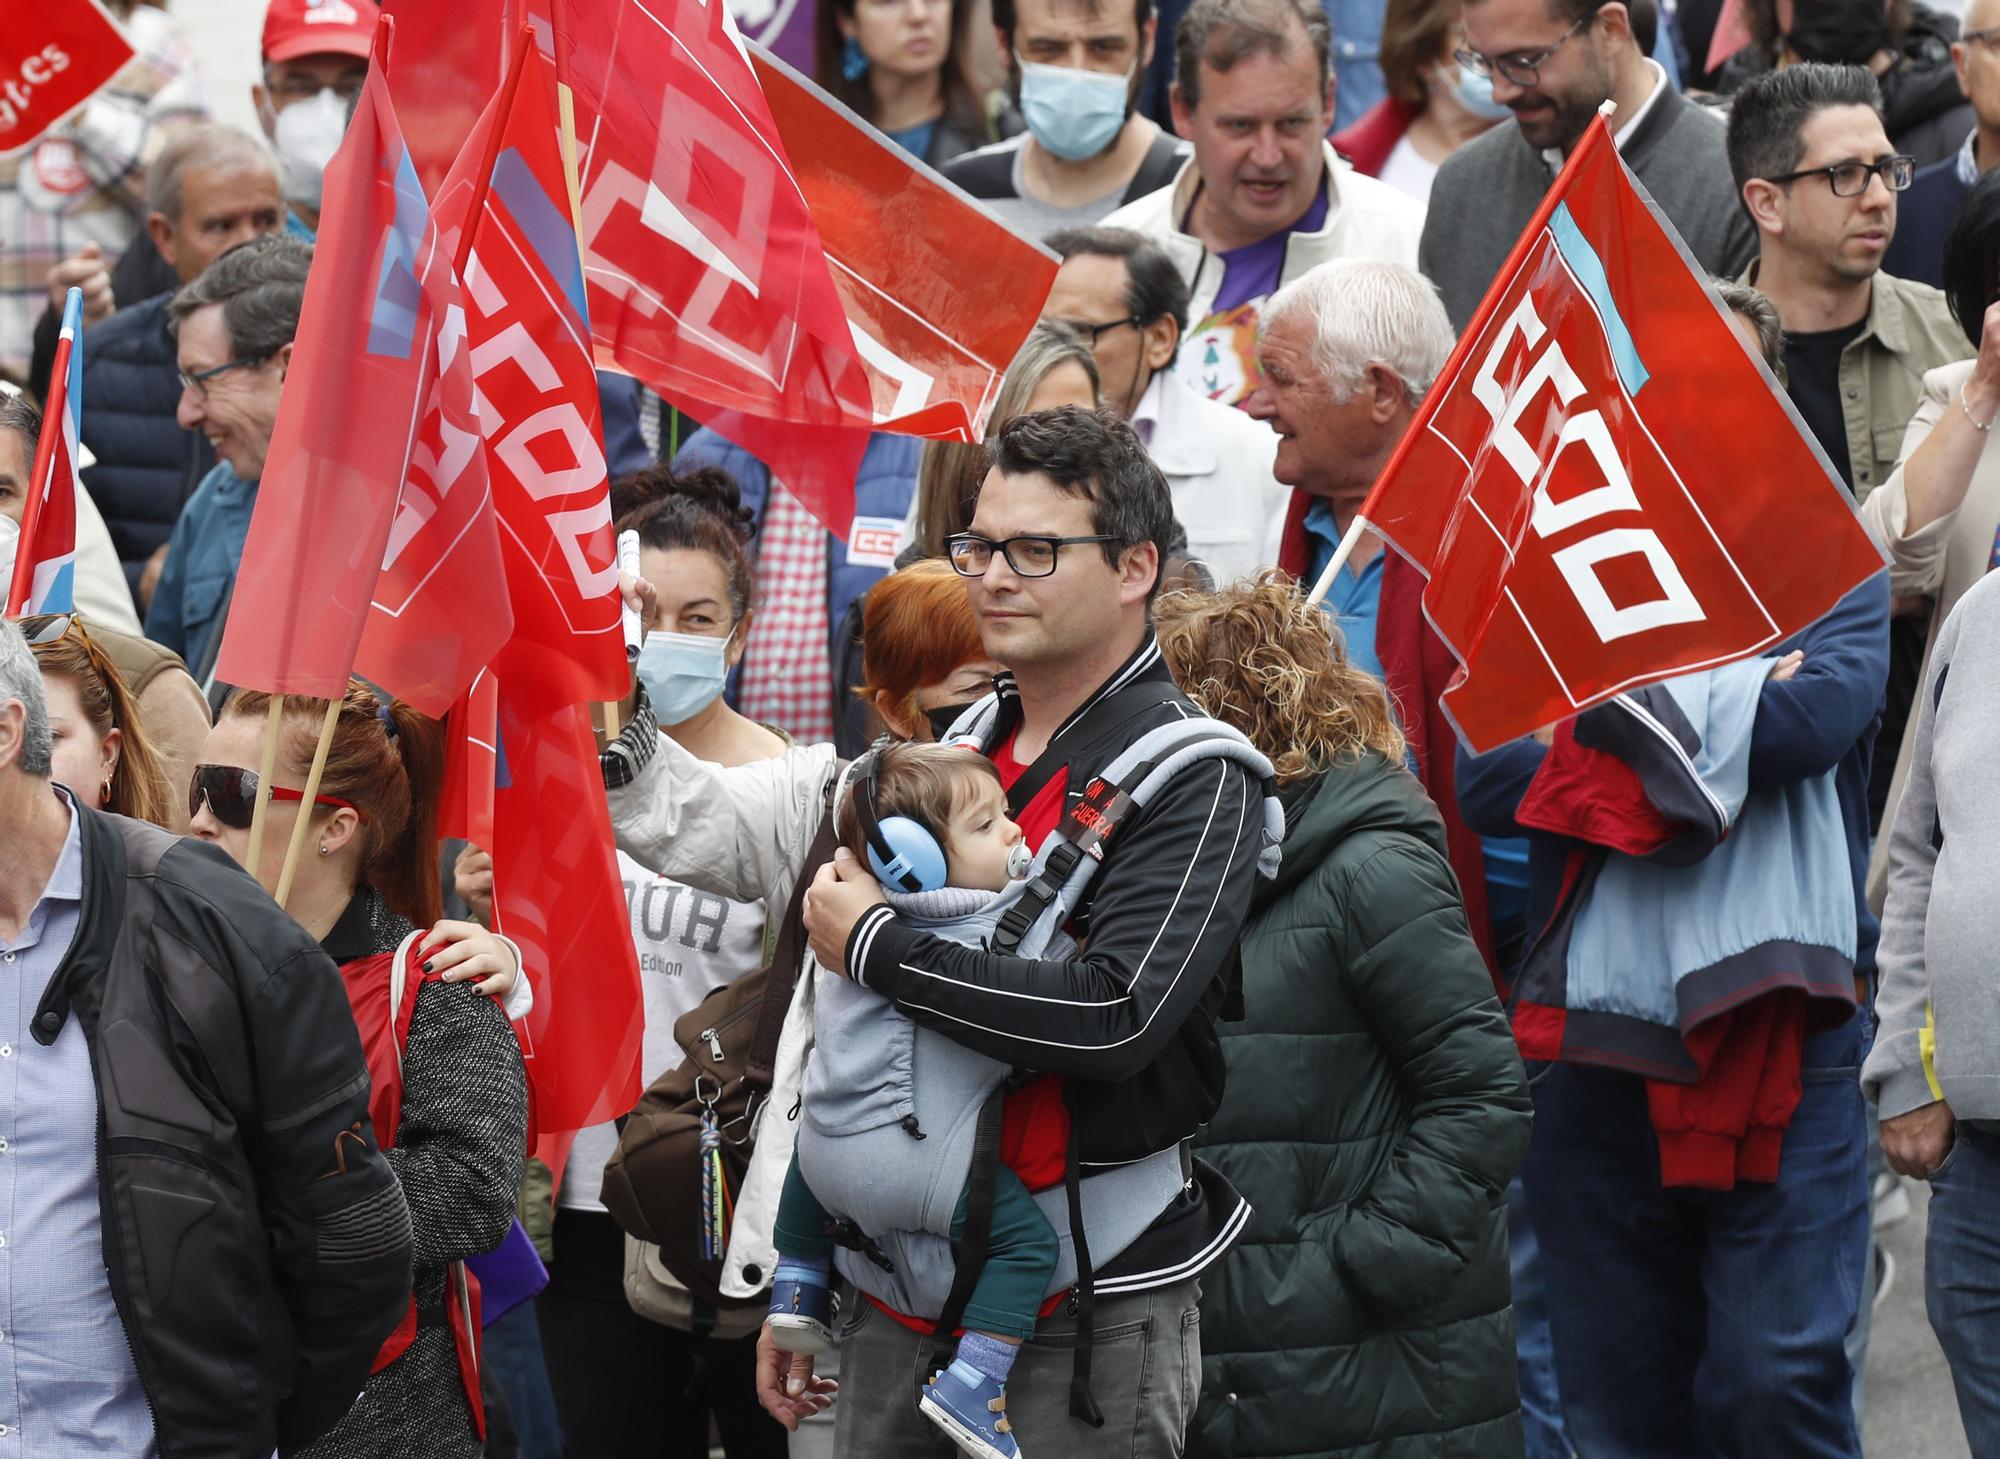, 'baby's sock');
950,1330,1020,1389
774,1257,830,1291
